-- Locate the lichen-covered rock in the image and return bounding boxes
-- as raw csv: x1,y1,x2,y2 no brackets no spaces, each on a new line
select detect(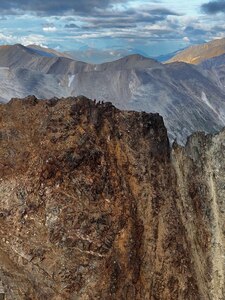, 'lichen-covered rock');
0,96,224,299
